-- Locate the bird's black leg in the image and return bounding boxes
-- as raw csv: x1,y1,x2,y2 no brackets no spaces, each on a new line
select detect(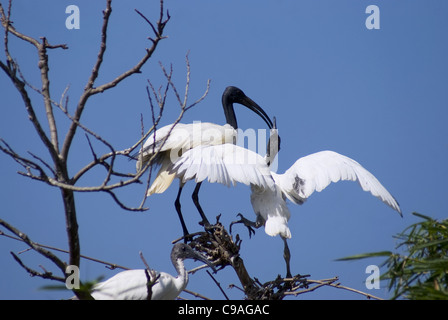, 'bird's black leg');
191,182,211,228
174,185,190,242
282,237,292,279
229,213,263,238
